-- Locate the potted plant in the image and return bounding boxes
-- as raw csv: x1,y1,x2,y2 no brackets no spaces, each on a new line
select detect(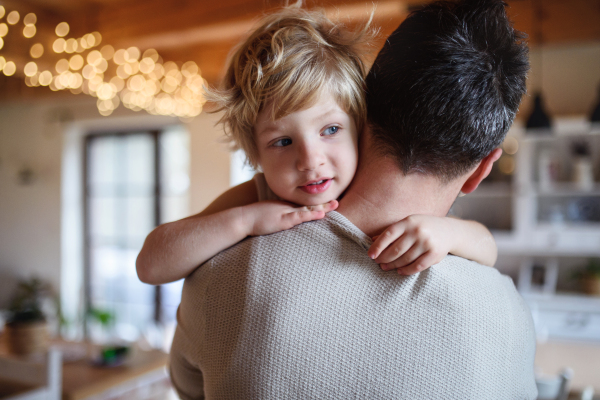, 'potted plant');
5,278,52,355
576,258,600,296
